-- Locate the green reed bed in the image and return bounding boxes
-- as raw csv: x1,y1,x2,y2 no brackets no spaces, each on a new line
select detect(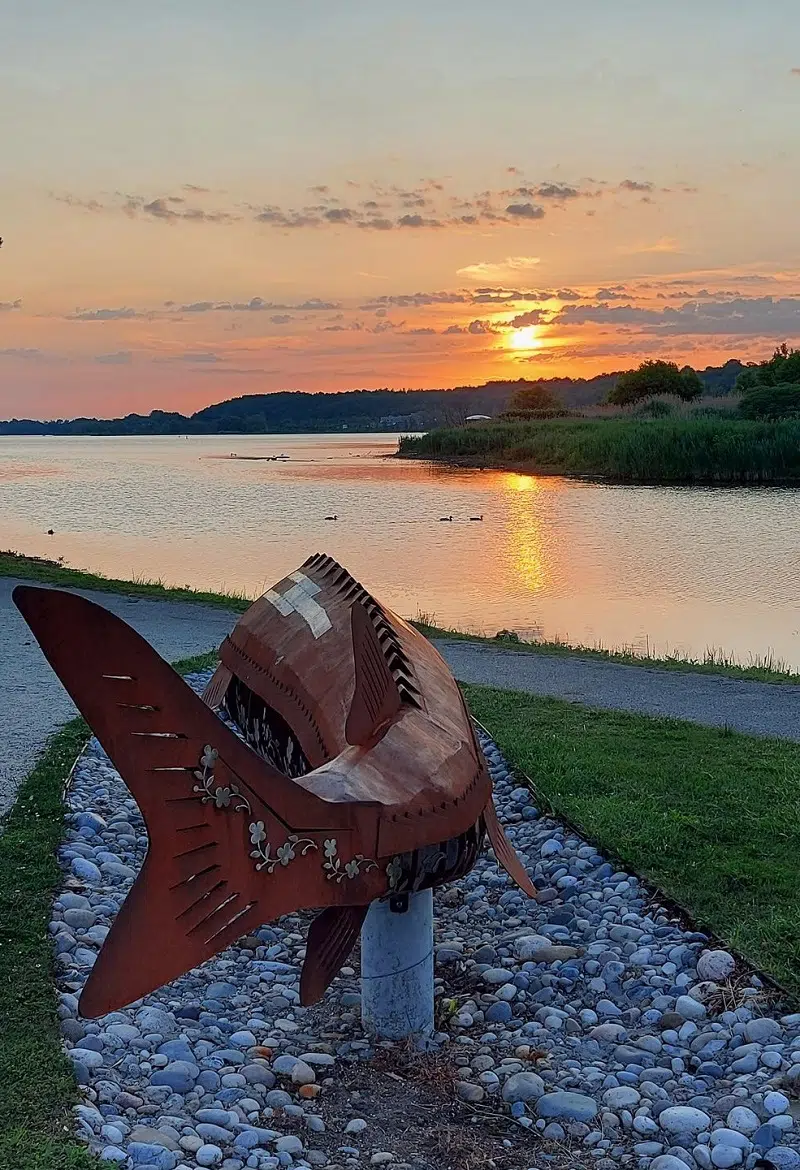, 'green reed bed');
397,417,800,483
